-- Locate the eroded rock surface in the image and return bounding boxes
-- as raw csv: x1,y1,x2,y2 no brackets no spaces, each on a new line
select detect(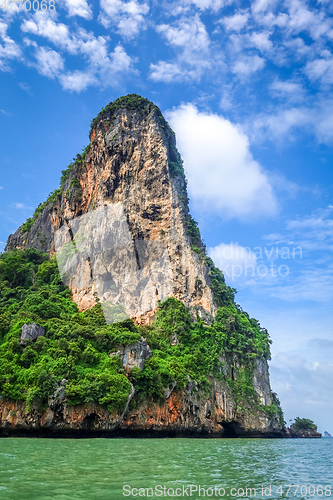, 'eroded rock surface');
0,376,284,438
20,323,45,345
6,103,216,322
